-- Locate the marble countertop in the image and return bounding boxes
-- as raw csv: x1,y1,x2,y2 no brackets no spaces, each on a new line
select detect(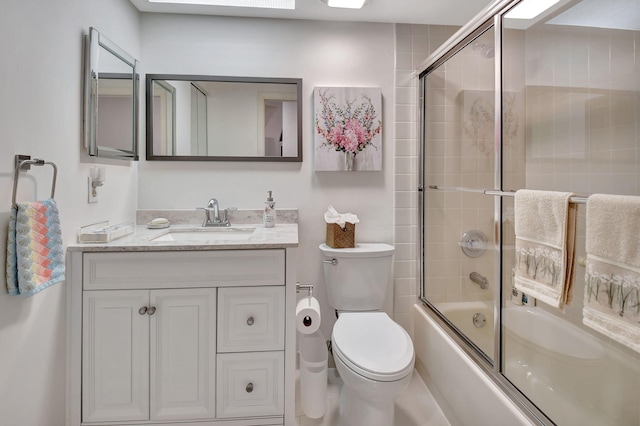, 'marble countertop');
68,209,298,252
